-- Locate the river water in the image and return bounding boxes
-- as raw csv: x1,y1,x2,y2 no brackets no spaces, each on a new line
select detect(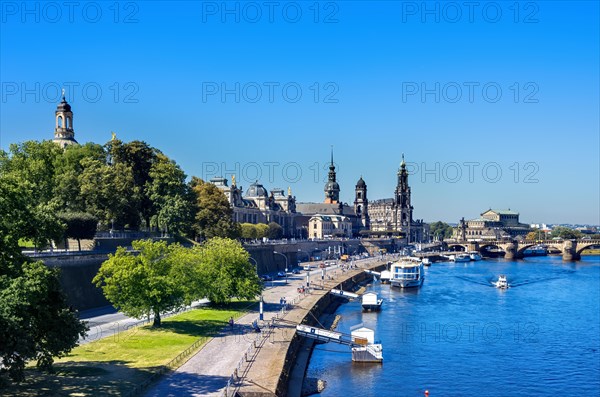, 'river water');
306,255,600,396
